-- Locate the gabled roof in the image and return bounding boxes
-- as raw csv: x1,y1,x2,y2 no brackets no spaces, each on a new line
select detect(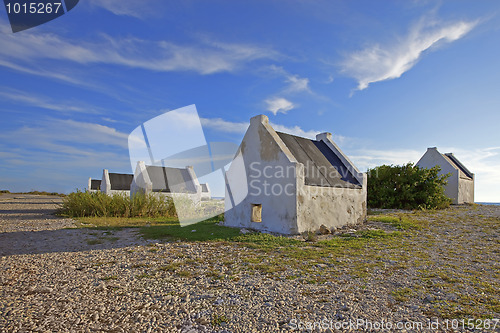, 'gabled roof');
108,173,133,190
276,132,361,189
443,153,473,180
145,165,196,193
